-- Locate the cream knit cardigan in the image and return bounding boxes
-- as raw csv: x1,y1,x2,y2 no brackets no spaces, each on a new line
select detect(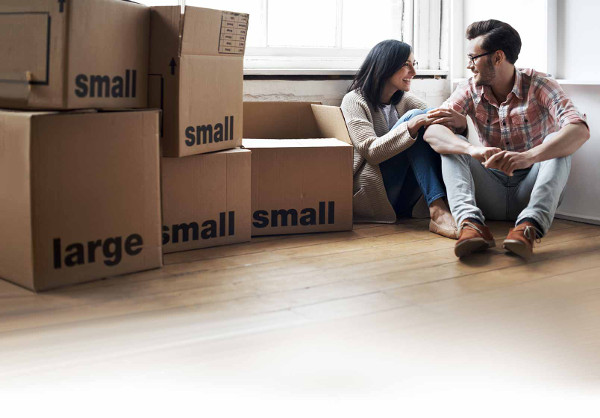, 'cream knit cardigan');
341,89,428,223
